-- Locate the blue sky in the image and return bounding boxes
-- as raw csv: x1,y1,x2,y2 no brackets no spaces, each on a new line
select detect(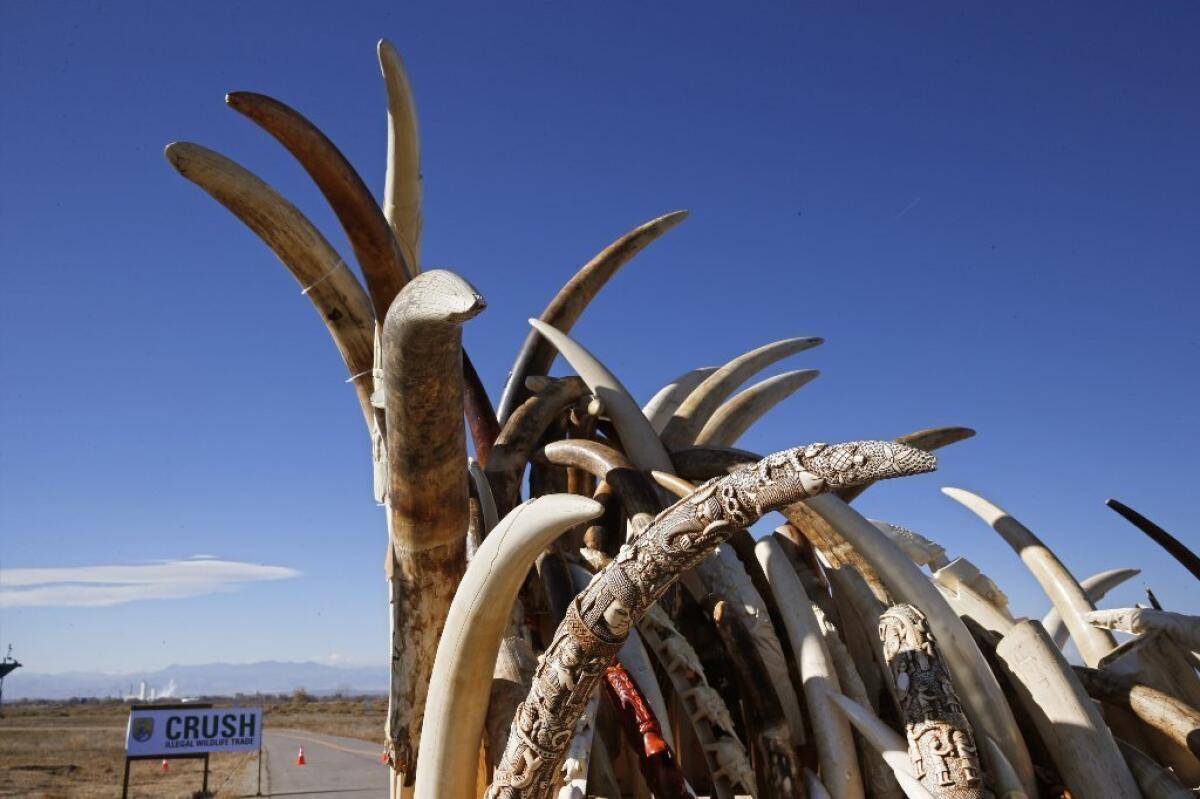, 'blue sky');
1,2,1197,675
